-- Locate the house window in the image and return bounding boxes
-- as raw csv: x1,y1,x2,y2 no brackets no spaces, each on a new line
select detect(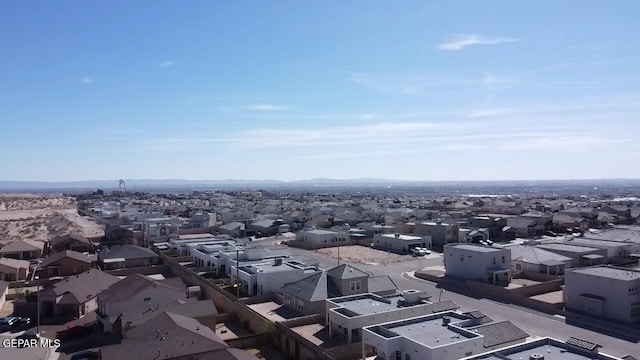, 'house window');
629,287,639,295
297,300,304,311
143,297,151,301
516,263,522,270
460,256,464,262
502,256,505,264
350,281,361,291
631,302,640,318
493,258,496,265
